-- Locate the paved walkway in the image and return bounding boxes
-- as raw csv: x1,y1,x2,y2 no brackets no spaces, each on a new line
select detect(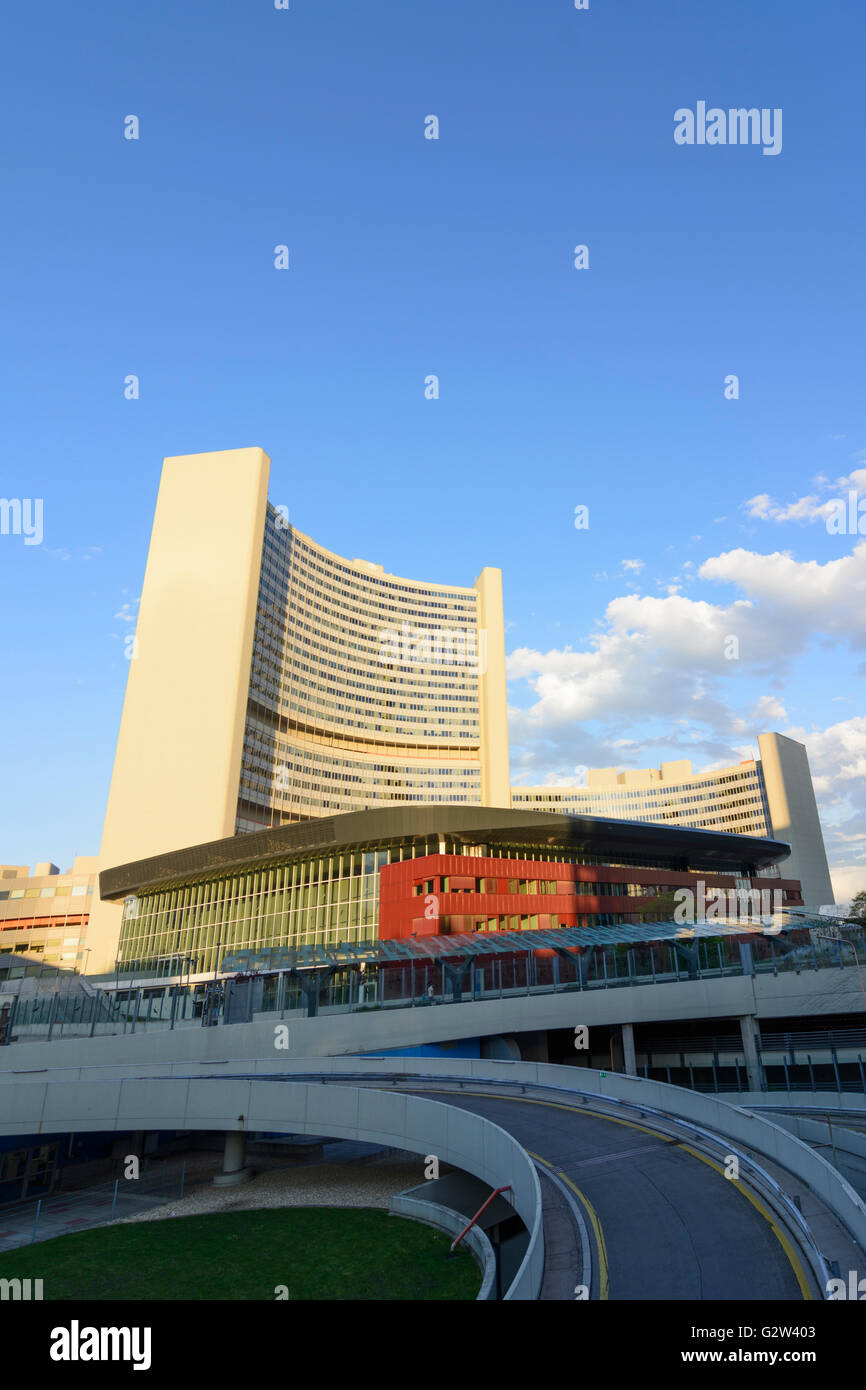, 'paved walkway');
0,1183,181,1252
0,1148,427,1250
115,1154,424,1226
